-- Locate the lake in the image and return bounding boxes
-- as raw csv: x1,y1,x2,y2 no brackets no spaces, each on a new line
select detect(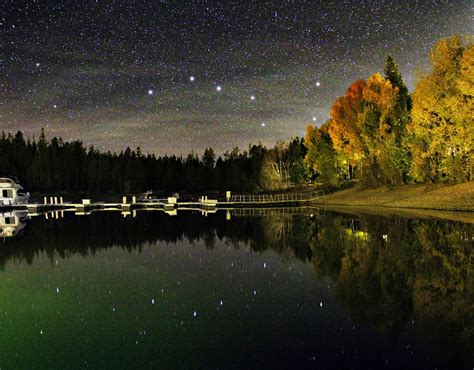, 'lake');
0,208,472,369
